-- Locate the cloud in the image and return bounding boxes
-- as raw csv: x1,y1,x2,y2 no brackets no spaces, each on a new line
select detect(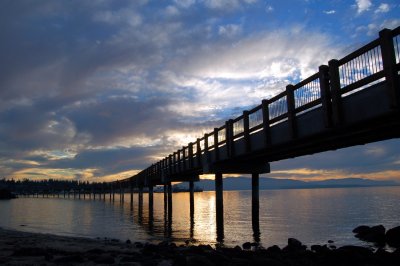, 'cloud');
218,24,242,38
355,0,372,14
375,3,390,13
265,5,274,13
203,0,256,10
174,0,196,9
323,10,336,15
